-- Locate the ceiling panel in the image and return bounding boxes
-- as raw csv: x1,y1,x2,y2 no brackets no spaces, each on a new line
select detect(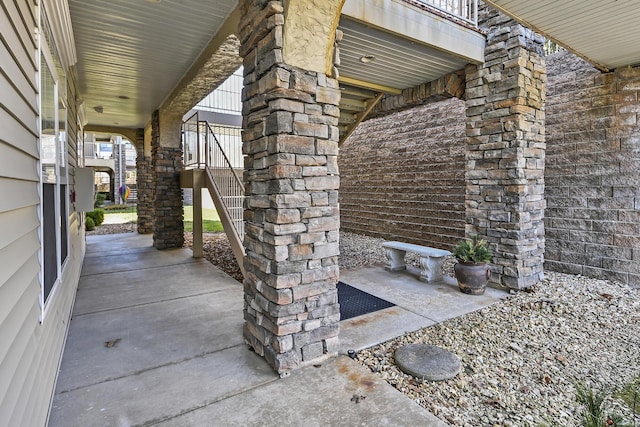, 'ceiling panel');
485,0,640,70
69,0,237,128
337,17,470,90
